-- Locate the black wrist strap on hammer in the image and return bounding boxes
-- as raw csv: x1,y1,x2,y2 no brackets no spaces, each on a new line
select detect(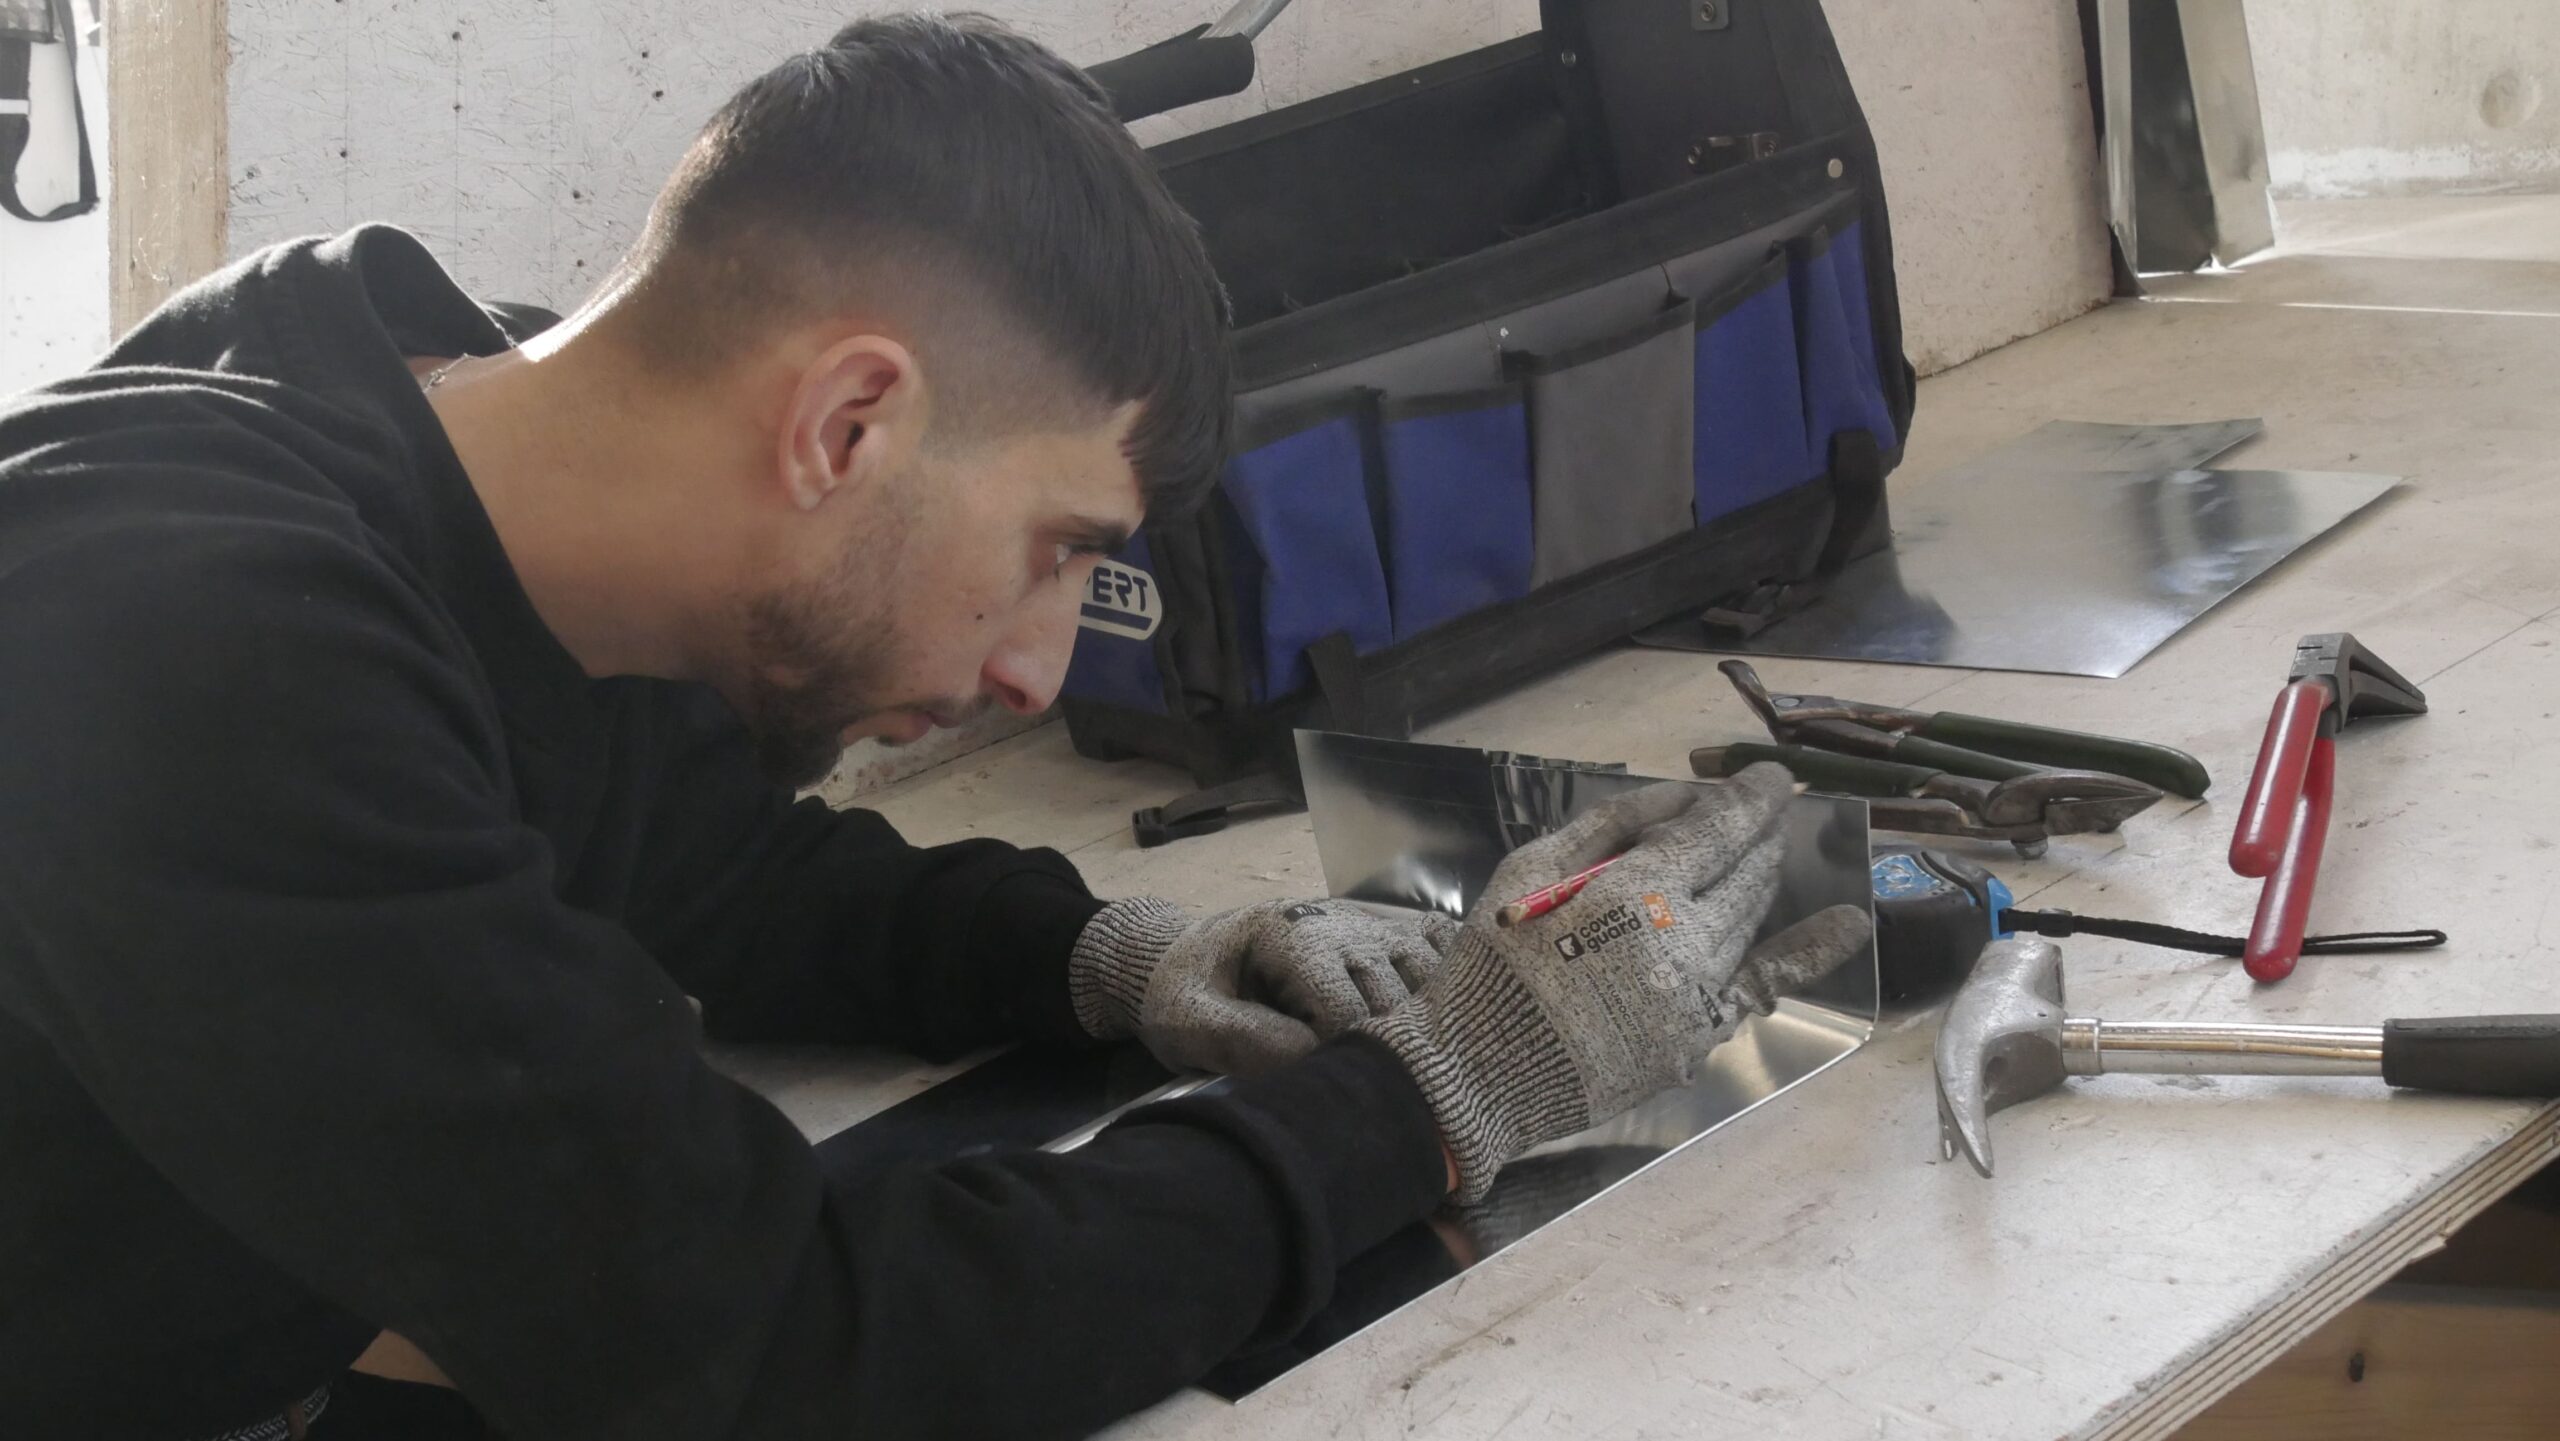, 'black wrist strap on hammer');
2000,907,2447,958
